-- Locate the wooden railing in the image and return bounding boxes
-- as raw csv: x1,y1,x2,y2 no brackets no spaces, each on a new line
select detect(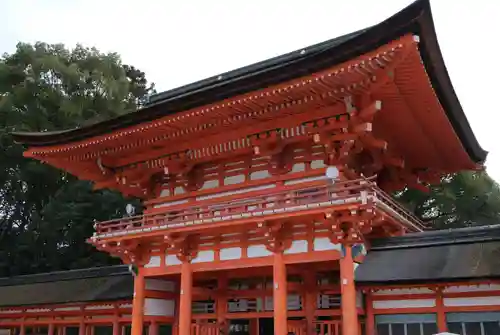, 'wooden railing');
191,323,220,335
92,177,425,239
288,320,307,335
315,320,342,335
314,320,365,335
